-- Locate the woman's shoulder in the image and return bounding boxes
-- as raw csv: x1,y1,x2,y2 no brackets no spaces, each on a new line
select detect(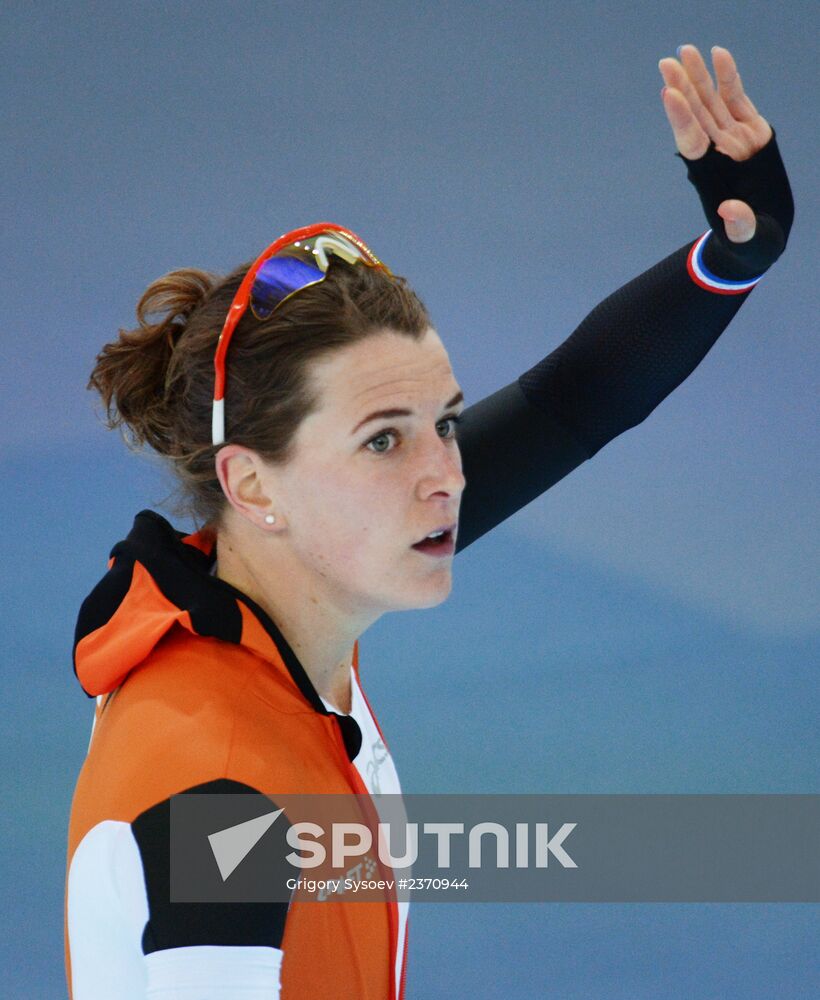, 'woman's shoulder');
71,624,341,830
